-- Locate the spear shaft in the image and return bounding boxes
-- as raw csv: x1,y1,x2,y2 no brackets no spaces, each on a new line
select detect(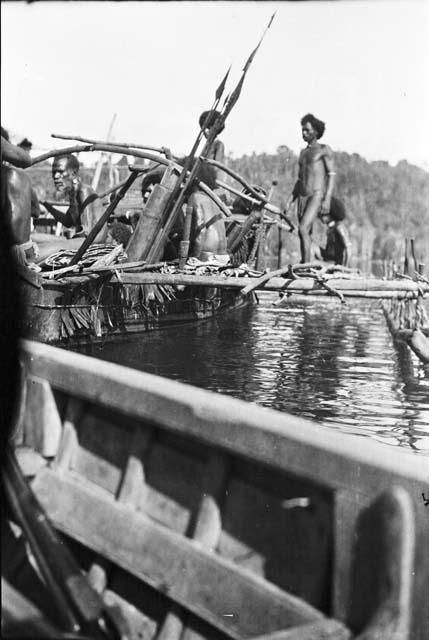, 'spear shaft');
148,14,275,262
